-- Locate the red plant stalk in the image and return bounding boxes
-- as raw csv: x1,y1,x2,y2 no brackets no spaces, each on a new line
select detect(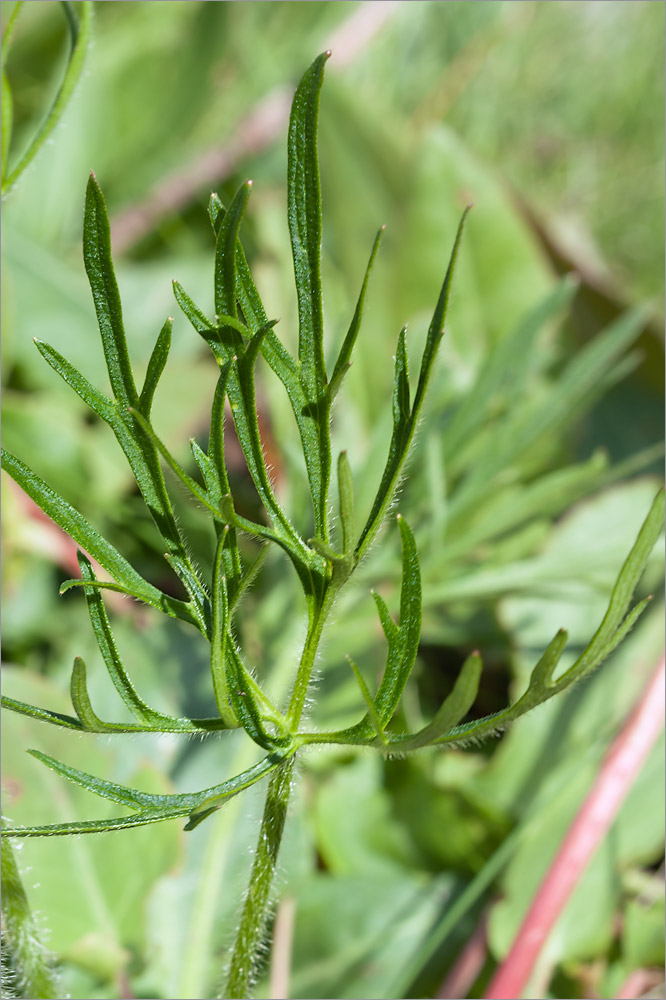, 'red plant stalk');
484,654,666,1000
